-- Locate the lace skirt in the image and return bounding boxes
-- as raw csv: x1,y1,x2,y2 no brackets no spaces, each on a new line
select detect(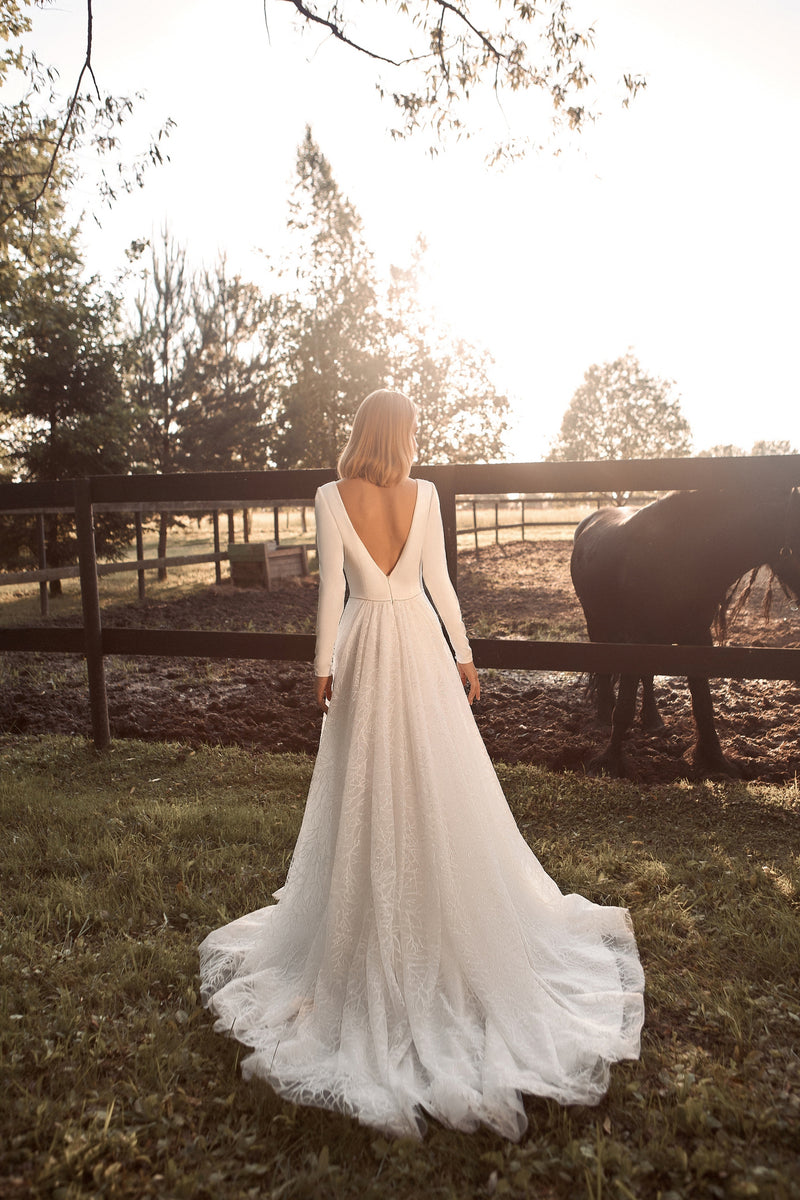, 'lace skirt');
199,593,645,1139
